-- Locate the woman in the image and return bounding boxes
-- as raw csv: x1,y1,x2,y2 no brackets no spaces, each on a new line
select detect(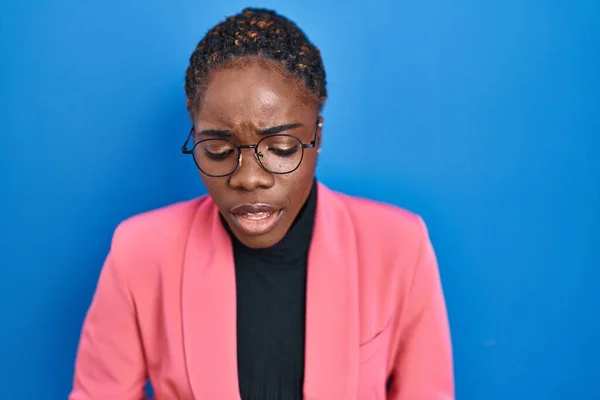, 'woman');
70,8,453,400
